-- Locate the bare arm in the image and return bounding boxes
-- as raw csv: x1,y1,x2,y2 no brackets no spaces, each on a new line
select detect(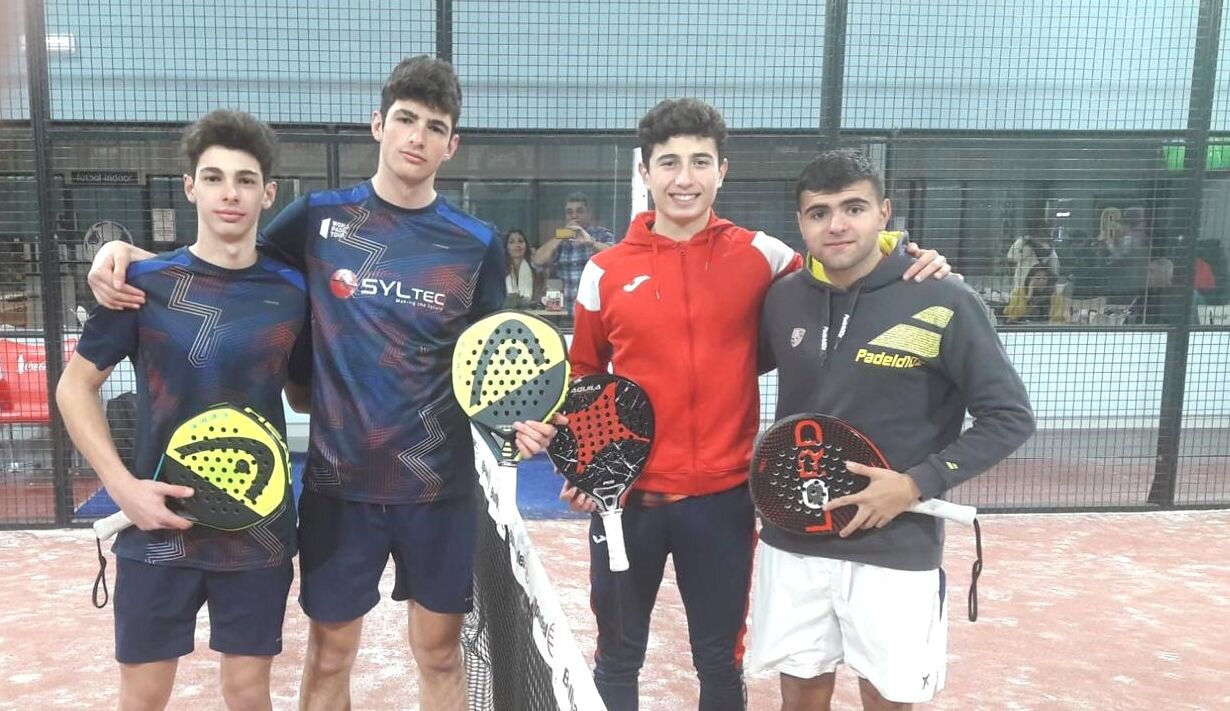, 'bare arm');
903,242,956,282
57,355,193,530
86,241,157,309
532,233,565,268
